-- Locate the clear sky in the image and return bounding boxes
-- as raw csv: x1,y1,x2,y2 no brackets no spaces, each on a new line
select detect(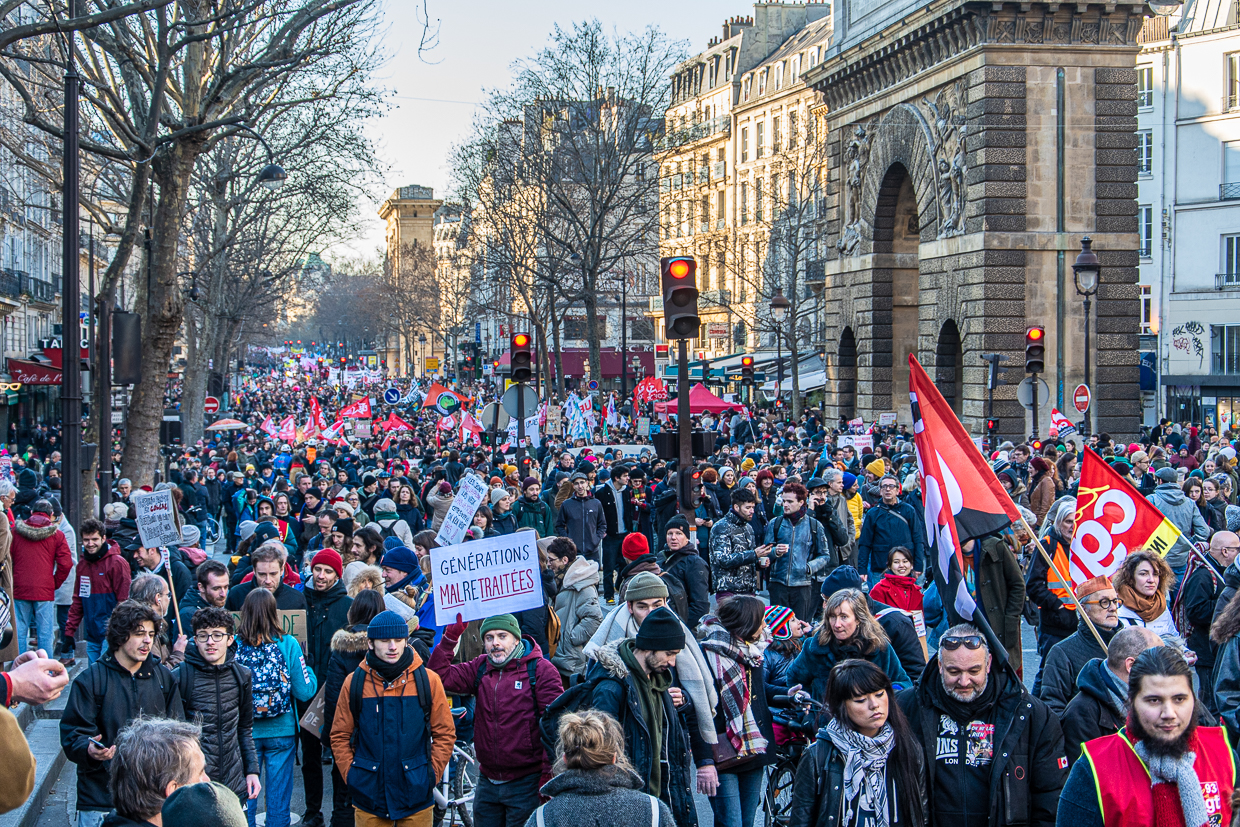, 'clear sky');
332,0,728,259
